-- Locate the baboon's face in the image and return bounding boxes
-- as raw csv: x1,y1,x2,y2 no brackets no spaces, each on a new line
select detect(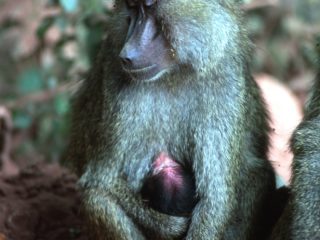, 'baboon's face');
118,0,175,82
114,0,242,80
